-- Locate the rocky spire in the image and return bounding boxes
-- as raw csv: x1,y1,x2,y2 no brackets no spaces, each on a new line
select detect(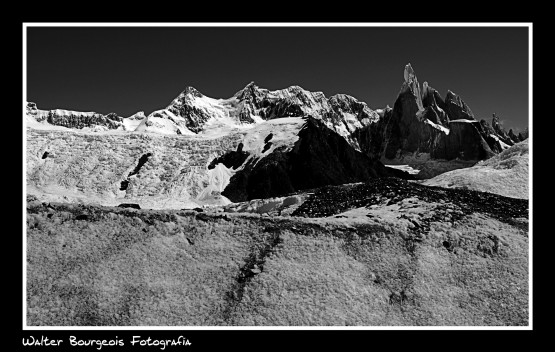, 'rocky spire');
491,113,514,146
401,63,424,111
508,129,520,144
491,113,502,133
